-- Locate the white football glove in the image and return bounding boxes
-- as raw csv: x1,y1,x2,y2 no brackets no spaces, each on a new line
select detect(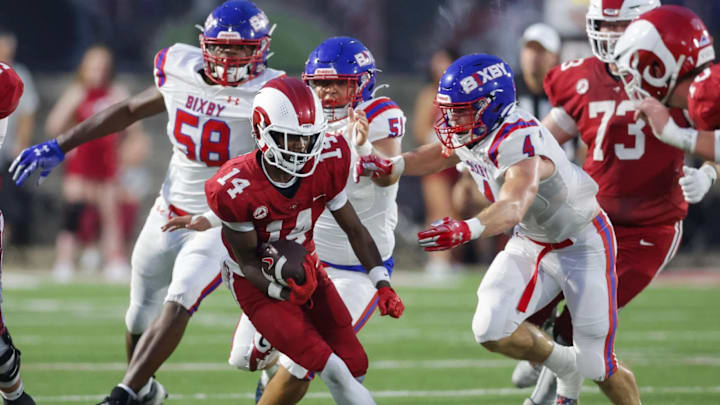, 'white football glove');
679,165,716,204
